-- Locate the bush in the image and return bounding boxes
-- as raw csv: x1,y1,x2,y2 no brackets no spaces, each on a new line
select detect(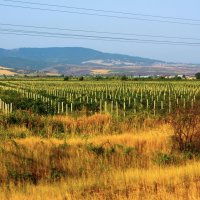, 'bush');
64,76,69,81
121,75,128,81
87,143,105,156
79,76,84,81
195,72,200,80
170,104,200,152
153,152,175,166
